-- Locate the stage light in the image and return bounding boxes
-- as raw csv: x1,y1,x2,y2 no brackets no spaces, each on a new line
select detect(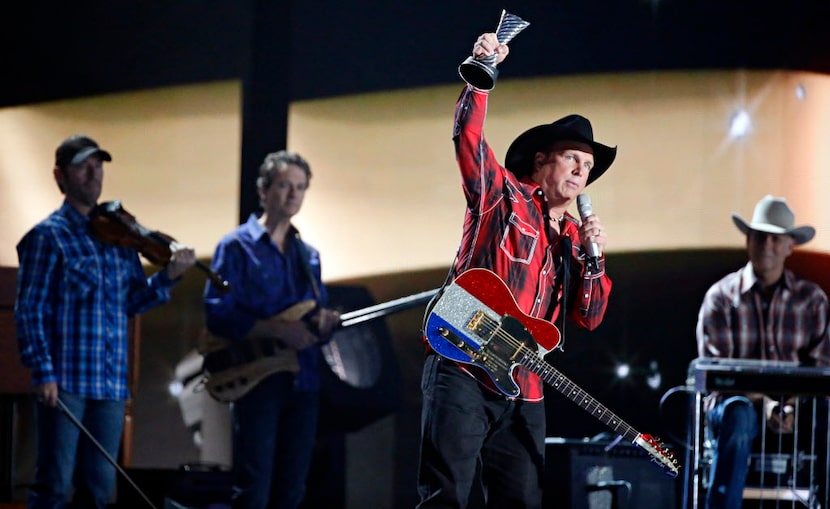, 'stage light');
615,363,631,379
728,108,752,140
